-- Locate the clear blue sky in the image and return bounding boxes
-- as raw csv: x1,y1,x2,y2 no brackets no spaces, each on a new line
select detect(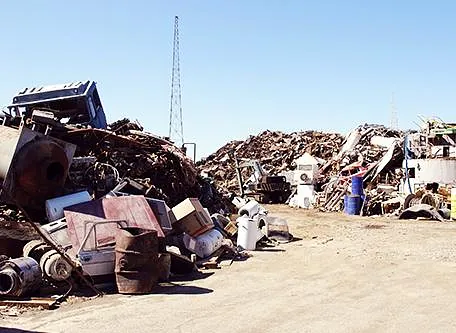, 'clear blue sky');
1,1,455,159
